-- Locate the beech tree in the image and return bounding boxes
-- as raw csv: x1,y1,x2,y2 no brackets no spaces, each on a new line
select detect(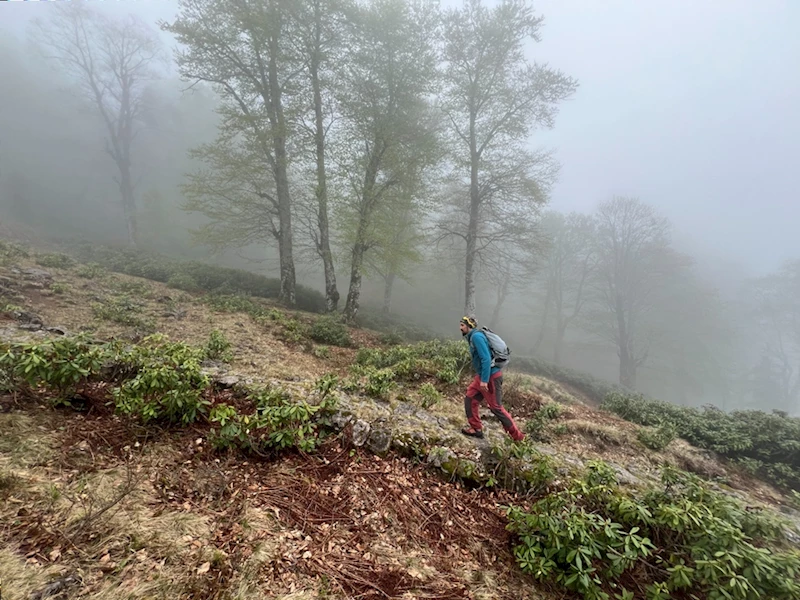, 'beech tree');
588,197,691,389
531,211,597,365
164,0,300,305
33,4,164,246
334,0,441,322
439,0,577,316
